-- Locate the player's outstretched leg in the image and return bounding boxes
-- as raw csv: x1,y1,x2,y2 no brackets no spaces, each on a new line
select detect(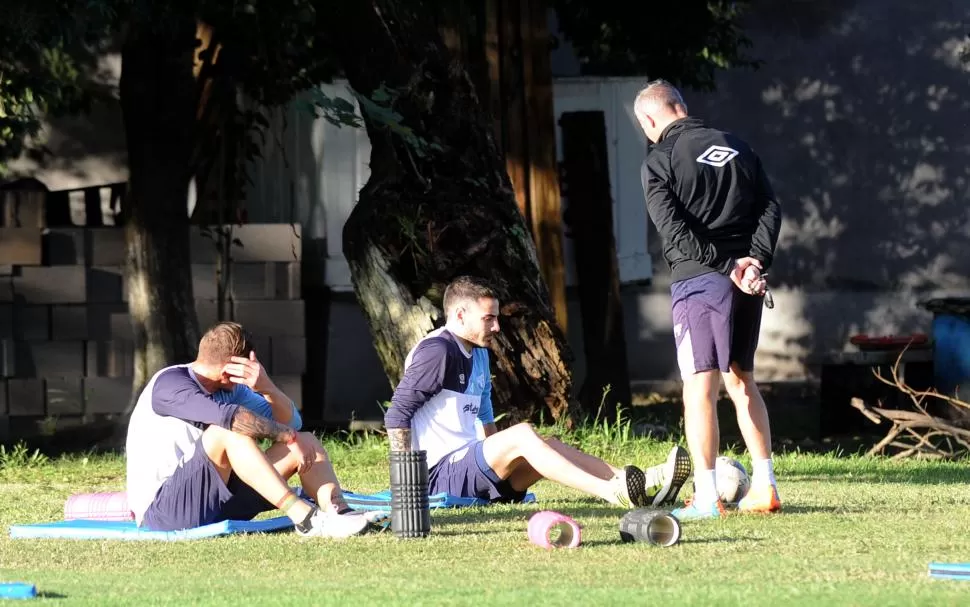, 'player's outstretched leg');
482,422,649,506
